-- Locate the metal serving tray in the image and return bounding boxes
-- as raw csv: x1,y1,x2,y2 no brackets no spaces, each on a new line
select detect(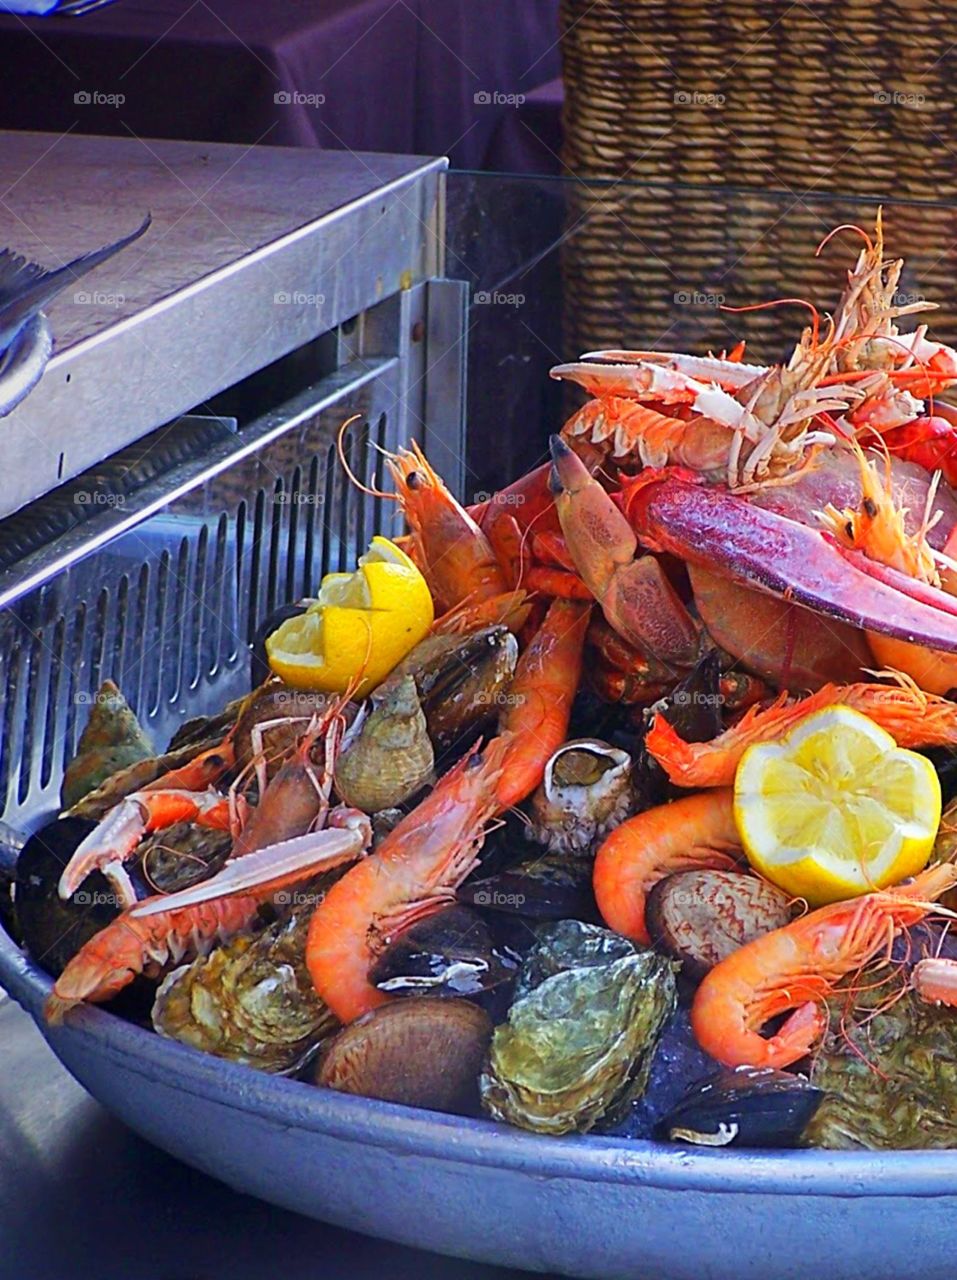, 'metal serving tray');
3,160,957,1280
